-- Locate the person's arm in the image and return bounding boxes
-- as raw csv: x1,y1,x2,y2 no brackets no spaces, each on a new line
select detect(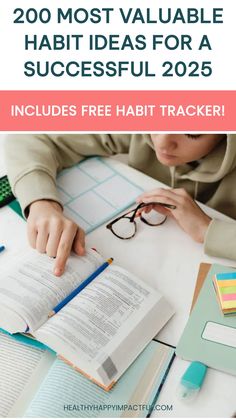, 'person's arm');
204,219,236,260
5,134,130,275
203,169,236,260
